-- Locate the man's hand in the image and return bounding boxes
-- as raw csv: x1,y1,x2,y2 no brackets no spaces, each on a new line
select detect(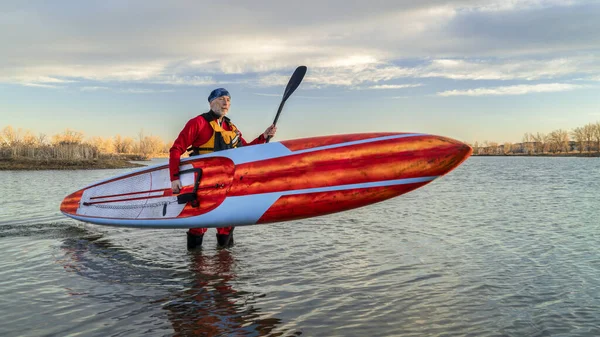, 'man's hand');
263,124,277,138
171,179,182,194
